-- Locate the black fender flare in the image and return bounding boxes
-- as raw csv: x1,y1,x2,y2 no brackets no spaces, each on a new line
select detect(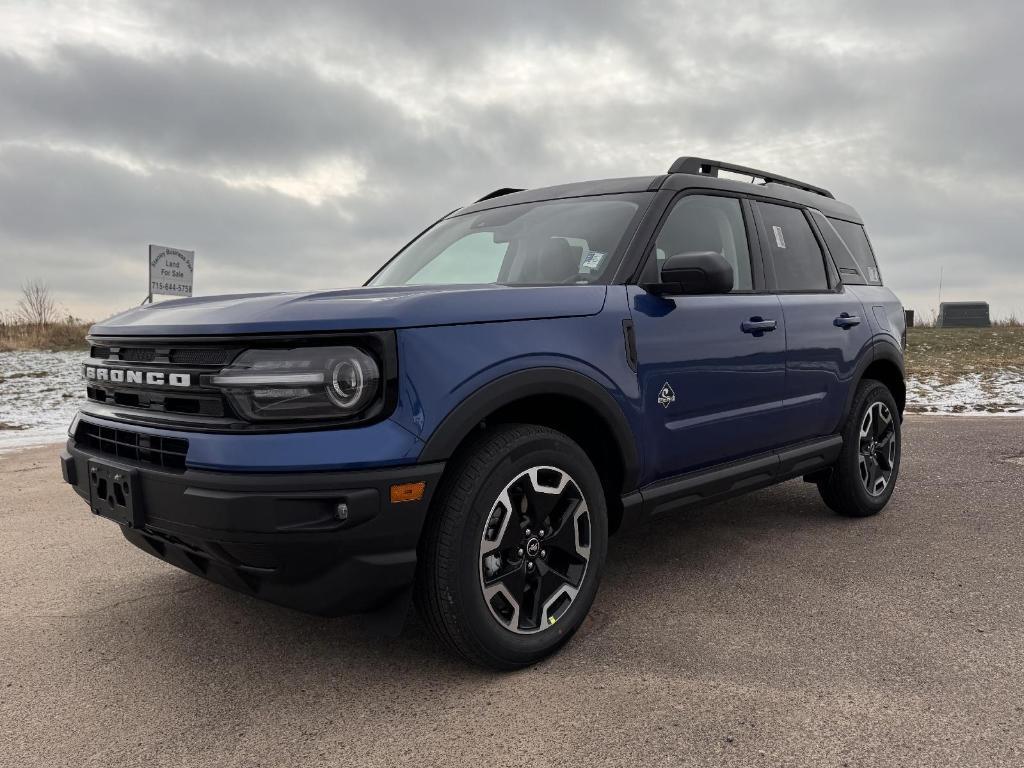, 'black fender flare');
842,336,906,420
418,367,640,492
